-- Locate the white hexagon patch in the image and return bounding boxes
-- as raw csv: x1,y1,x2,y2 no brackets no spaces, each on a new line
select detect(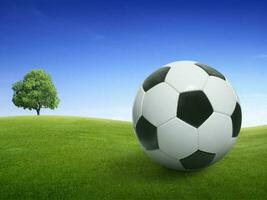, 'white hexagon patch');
142,82,179,126
158,118,198,160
